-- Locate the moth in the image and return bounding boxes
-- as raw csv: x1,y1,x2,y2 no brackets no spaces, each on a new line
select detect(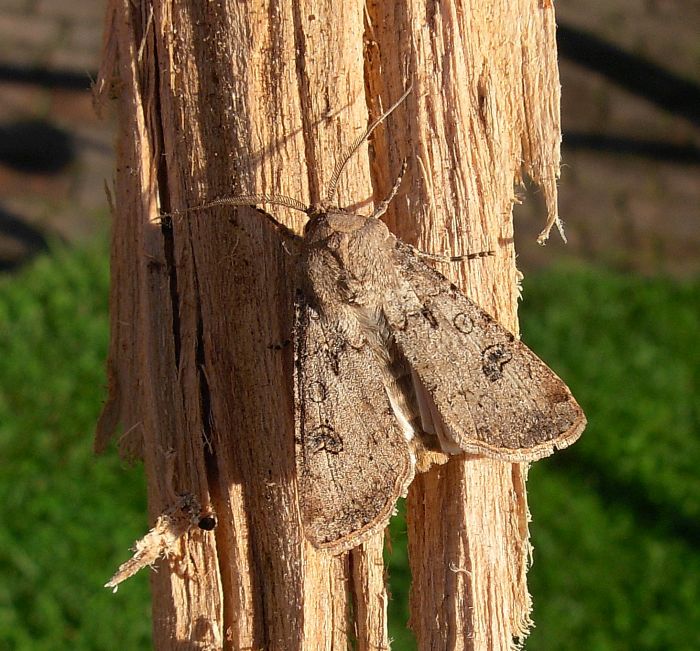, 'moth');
193,89,586,553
